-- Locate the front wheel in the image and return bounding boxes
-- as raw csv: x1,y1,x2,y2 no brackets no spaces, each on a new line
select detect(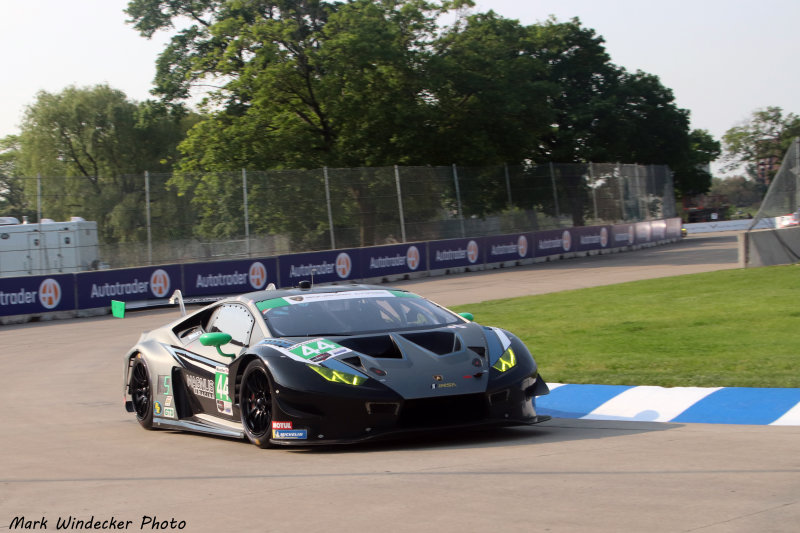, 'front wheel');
129,356,154,429
240,360,275,448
